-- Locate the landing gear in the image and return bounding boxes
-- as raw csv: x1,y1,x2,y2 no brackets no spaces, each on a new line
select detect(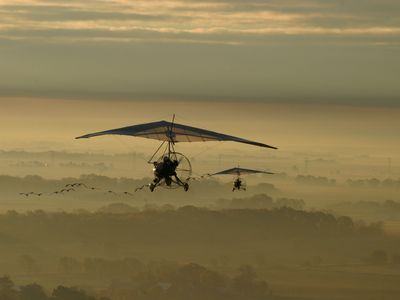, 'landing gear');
184,183,189,192
149,151,192,192
165,177,172,186
149,181,189,192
